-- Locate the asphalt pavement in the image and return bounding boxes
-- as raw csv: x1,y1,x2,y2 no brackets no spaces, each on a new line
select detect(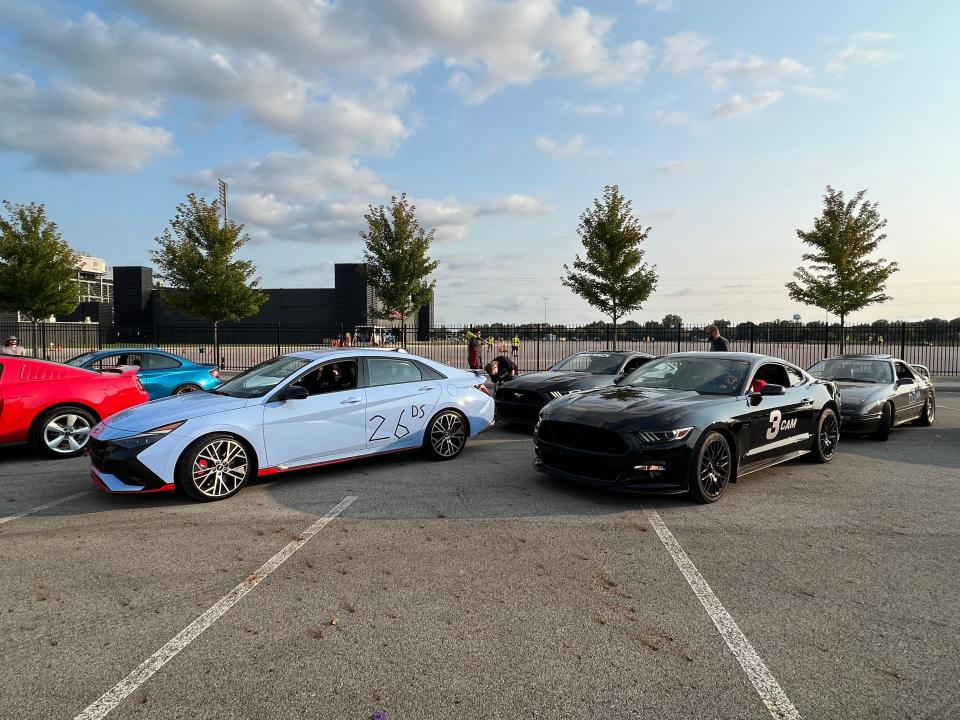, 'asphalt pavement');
1,391,958,719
